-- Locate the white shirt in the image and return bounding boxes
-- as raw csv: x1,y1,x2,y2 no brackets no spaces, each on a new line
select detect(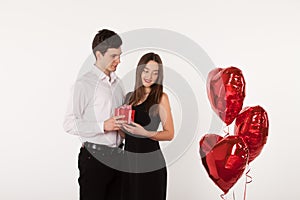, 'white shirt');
63,65,124,147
